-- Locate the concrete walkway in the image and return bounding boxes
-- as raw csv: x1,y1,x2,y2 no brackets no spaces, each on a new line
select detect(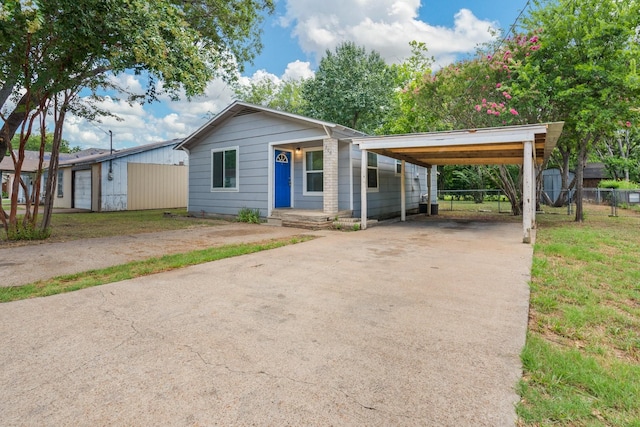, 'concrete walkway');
0,219,532,426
